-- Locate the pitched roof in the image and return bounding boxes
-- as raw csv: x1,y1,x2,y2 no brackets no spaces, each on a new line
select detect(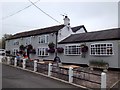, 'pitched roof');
7,24,65,40
7,24,87,40
59,28,120,44
71,25,87,33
